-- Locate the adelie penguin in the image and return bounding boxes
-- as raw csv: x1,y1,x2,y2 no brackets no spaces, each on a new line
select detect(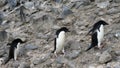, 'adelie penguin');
52,27,70,56
5,38,25,64
86,20,108,51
